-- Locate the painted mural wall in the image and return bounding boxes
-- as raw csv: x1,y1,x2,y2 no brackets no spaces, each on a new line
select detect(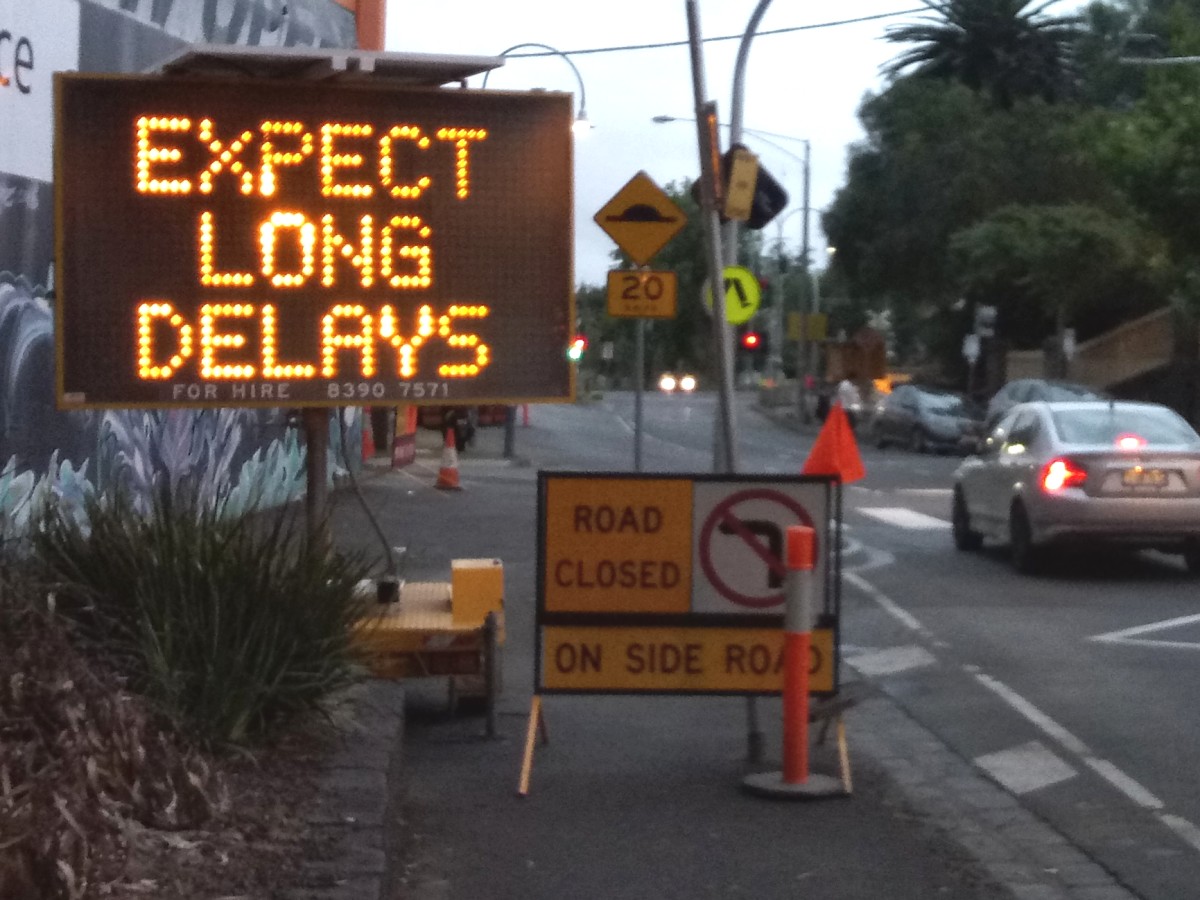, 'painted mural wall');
0,0,362,538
